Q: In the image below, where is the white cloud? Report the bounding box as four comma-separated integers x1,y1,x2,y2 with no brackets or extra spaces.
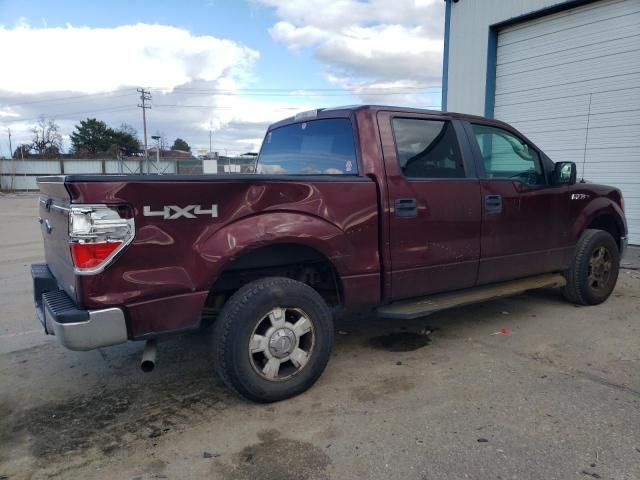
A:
270,22,329,50
0,2,447,159
257,0,444,101
0,23,259,94
314,24,442,83
0,22,313,157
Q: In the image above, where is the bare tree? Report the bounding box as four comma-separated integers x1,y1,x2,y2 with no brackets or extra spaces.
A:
31,116,63,157
118,123,138,138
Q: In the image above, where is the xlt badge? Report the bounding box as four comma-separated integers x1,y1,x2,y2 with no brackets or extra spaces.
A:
571,194,589,200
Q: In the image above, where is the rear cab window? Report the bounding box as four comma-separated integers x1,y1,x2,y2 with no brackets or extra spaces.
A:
391,118,465,179
257,118,358,175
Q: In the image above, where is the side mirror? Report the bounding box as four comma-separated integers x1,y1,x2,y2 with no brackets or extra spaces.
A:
552,162,577,185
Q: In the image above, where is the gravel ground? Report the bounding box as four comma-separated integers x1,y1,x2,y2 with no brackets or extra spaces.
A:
0,193,639,480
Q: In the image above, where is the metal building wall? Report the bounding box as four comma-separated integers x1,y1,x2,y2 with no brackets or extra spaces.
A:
444,0,569,115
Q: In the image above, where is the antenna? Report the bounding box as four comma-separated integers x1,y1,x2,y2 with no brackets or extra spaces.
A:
580,93,592,182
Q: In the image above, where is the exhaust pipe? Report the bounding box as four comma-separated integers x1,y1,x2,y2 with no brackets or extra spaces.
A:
140,339,157,372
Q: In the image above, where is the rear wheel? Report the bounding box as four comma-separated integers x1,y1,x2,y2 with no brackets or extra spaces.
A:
212,277,333,403
563,229,620,305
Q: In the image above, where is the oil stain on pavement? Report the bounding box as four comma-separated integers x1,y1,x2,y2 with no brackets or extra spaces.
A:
0,374,236,469
367,331,432,352
215,429,331,480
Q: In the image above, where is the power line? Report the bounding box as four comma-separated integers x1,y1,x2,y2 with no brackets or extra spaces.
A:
153,104,311,109
0,100,442,126
163,91,442,97
1,86,442,108
170,86,442,92
0,105,133,124
0,91,137,108
2,85,441,112
154,104,442,109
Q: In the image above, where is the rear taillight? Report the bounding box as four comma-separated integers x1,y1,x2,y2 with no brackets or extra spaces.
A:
69,205,134,274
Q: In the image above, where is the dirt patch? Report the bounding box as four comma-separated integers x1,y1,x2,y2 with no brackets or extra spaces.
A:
217,429,331,480
0,374,236,469
367,332,431,352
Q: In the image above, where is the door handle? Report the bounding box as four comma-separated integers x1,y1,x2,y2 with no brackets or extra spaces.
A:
395,198,417,218
484,195,502,214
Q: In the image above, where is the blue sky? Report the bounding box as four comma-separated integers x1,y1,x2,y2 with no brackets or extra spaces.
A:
0,0,445,155
0,0,327,91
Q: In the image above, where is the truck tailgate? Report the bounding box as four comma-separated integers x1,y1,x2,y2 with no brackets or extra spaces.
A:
37,179,77,302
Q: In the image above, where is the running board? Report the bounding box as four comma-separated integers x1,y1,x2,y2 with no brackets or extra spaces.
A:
377,274,566,320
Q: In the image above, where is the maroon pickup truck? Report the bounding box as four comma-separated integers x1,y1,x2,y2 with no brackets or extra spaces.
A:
32,105,627,402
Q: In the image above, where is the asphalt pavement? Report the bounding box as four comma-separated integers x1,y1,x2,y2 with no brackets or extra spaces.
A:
1,193,639,480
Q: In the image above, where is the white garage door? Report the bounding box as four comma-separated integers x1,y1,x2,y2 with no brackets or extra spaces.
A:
494,0,640,244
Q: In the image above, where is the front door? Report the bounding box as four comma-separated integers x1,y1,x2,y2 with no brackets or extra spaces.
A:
464,122,572,284
377,111,482,300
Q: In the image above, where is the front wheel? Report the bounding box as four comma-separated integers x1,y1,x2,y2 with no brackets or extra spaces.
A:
563,229,620,305
212,277,334,403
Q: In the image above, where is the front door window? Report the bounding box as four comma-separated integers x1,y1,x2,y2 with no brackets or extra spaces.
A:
471,124,545,186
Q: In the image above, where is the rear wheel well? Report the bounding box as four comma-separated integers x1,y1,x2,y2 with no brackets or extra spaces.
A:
204,244,342,319
586,215,622,249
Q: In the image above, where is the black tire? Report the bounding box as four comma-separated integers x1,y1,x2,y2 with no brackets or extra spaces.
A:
212,277,334,403
563,229,620,305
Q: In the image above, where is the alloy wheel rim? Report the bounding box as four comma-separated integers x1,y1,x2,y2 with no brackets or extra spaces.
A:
587,245,612,293
248,307,315,381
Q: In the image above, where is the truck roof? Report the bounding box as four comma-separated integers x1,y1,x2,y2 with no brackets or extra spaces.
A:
268,104,507,130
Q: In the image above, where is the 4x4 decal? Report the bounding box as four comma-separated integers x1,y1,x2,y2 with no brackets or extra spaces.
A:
143,205,218,219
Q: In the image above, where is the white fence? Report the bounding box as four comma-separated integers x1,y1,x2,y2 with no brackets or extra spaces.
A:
0,158,179,191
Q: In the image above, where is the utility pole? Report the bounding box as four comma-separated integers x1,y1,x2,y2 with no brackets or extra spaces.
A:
209,129,212,156
137,87,152,173
7,128,12,159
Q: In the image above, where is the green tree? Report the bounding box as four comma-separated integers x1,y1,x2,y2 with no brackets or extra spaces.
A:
70,119,140,157
70,118,112,155
111,124,140,156
171,137,190,152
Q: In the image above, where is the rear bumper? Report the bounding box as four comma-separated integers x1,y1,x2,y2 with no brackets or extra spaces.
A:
31,263,128,351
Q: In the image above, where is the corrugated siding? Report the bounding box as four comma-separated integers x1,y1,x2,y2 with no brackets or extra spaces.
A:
63,160,103,174
104,160,143,174
0,158,183,190
446,0,568,115
494,0,640,243
0,175,38,191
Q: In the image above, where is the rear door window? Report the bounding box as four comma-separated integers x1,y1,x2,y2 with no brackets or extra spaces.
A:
391,118,465,179
257,118,357,175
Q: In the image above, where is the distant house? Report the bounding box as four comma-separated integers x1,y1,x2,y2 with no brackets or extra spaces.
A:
147,148,193,159
443,0,640,244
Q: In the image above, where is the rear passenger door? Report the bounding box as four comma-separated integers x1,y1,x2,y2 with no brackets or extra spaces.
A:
464,122,571,284
377,111,482,300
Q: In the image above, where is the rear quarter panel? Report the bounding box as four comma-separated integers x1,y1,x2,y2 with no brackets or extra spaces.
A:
65,177,380,336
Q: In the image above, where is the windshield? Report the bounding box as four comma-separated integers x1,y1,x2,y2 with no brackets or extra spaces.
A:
257,118,358,175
